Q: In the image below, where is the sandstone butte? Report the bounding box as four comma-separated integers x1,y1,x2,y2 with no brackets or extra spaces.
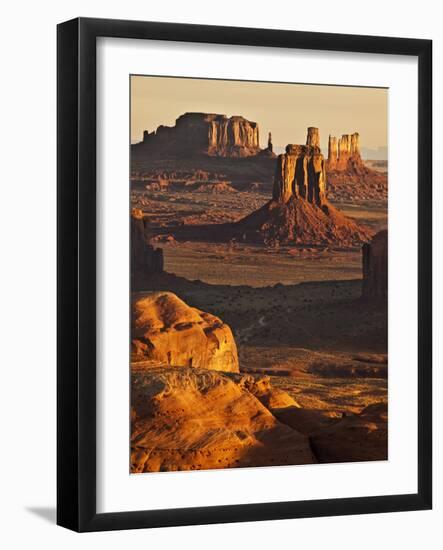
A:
231,127,372,246
327,132,362,172
132,291,239,373
134,112,265,158
362,229,388,301
131,367,316,473
325,132,387,201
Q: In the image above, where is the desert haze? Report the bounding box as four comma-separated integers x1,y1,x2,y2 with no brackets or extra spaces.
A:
129,77,388,473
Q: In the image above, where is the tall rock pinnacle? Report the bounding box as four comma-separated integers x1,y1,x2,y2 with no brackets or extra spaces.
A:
273,128,326,207
306,127,320,148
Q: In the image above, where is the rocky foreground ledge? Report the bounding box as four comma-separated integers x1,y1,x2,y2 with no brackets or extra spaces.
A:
131,367,315,473
130,291,387,473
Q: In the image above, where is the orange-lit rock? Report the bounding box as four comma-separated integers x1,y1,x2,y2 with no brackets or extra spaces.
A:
132,291,239,372
131,368,316,473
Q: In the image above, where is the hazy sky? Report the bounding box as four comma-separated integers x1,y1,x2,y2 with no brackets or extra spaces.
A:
131,75,388,152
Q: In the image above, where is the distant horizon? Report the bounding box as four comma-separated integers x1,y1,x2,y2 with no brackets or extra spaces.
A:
131,76,388,155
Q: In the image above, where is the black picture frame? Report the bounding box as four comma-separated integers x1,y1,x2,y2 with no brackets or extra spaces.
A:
57,17,432,532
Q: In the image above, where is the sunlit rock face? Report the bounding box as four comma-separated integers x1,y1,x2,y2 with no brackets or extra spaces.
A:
306,126,320,148
139,112,261,157
272,127,327,207
131,291,239,373
327,132,363,171
131,367,315,473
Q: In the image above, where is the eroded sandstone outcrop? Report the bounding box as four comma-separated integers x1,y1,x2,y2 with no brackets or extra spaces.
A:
132,291,239,372
306,126,320,148
272,136,327,207
131,367,316,473
325,132,388,202
327,132,362,171
136,112,261,158
232,127,371,246
362,230,388,301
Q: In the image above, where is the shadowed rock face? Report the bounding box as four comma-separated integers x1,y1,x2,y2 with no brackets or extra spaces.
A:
310,402,388,463
362,230,388,301
131,368,316,473
137,112,261,158
131,209,163,279
132,291,239,373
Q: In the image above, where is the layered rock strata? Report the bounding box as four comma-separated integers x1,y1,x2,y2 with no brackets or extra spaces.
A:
272,141,327,207
137,112,261,157
131,368,316,473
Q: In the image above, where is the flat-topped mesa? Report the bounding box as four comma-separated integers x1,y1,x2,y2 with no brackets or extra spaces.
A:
327,132,362,171
140,112,261,157
272,132,327,207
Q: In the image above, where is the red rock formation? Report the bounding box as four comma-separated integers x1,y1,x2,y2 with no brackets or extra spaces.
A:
137,112,261,158
273,142,327,207
362,230,388,301
326,132,388,201
132,291,239,372
327,135,338,169
131,208,163,278
306,126,320,148
327,132,363,171
230,127,370,246
131,367,315,473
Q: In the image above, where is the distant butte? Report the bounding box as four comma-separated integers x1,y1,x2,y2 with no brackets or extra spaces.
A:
326,132,388,202
327,132,363,171
133,112,275,158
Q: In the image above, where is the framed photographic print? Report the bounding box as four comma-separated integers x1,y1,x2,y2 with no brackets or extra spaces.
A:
57,17,432,531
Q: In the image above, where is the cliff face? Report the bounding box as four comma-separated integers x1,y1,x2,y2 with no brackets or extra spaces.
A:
362,230,387,301
131,209,164,282
327,132,363,171
272,127,327,207
139,112,261,157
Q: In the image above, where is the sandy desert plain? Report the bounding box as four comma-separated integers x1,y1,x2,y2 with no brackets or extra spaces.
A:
129,111,388,473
